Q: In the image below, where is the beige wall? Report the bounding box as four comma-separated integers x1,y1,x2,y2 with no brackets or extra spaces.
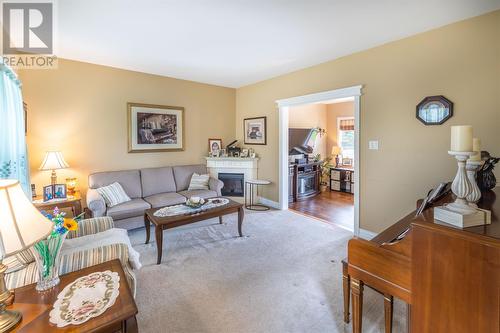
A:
288,104,327,157
325,102,355,156
236,11,500,233
19,59,236,200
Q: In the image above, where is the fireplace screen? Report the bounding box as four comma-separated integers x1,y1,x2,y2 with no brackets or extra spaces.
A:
218,173,244,197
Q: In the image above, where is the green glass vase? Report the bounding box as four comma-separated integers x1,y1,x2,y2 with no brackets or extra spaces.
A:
31,232,67,291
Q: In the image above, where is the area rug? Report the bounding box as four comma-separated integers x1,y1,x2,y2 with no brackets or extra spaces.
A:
129,209,407,333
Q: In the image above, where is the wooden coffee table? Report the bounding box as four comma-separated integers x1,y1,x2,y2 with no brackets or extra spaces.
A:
144,198,244,264
8,259,138,332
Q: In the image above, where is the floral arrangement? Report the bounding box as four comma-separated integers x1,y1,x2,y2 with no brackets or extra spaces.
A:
41,207,81,236
33,207,83,290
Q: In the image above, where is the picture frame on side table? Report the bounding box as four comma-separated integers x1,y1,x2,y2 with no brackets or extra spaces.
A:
128,103,185,153
342,158,353,167
244,116,267,145
43,185,54,202
54,184,67,199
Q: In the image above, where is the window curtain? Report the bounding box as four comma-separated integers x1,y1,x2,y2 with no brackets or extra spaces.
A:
0,64,30,195
339,118,355,131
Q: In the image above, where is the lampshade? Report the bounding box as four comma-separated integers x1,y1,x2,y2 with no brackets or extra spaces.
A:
0,180,53,256
39,151,69,171
331,146,341,155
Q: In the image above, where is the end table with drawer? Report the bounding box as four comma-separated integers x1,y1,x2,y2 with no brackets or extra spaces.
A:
32,191,83,217
7,259,138,333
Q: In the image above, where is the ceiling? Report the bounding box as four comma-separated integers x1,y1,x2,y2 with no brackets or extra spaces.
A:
58,0,500,88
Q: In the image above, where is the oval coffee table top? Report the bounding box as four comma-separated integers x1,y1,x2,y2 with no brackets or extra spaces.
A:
246,179,271,185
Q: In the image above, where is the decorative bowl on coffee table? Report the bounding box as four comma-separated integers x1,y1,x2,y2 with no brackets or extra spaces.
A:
186,197,205,208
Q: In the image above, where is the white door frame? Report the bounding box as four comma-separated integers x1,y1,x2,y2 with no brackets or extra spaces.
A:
276,85,362,235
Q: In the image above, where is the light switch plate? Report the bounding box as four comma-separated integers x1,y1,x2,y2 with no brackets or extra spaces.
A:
368,140,379,150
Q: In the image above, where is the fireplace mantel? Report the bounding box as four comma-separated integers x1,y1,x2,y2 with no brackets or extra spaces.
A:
205,157,259,202
205,157,259,169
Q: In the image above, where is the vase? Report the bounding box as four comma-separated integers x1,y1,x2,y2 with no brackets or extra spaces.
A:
31,232,67,291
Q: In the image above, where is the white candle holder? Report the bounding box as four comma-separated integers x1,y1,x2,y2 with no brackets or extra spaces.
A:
446,151,476,215
465,160,484,208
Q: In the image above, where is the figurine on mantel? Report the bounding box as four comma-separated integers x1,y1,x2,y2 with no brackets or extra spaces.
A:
477,151,499,191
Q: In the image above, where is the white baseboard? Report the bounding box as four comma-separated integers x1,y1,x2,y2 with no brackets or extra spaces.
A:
358,228,377,240
257,196,281,209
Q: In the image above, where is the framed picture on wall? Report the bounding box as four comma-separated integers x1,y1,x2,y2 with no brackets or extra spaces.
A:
244,116,267,145
128,103,185,153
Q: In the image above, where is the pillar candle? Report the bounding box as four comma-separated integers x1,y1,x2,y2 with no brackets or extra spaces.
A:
450,126,473,152
470,137,481,161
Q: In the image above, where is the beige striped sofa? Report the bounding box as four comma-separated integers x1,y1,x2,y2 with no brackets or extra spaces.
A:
4,217,137,297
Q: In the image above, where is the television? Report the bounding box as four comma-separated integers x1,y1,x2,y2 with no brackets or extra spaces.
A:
288,128,319,155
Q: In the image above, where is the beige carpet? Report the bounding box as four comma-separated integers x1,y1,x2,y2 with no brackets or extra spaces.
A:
129,209,407,333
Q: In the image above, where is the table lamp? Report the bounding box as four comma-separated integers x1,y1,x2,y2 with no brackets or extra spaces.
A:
39,151,69,185
0,179,53,331
331,146,341,167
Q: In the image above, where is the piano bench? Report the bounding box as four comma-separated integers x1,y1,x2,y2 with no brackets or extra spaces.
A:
342,259,394,332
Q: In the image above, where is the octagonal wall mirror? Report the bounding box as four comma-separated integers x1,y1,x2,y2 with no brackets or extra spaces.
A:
416,95,453,125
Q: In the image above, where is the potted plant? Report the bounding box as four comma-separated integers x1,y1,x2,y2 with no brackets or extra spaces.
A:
314,154,333,192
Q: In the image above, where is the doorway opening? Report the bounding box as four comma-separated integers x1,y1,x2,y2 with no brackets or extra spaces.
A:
276,86,362,235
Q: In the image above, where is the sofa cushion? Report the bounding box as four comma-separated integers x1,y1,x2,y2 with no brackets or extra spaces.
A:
89,170,142,199
106,198,151,220
144,192,186,208
141,167,177,197
179,189,218,200
97,182,131,207
188,173,210,191
173,165,208,191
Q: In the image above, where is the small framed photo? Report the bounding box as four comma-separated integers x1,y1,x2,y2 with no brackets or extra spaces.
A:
220,148,227,157
43,185,54,202
342,158,353,166
241,148,249,157
244,116,267,145
208,138,222,155
54,184,67,199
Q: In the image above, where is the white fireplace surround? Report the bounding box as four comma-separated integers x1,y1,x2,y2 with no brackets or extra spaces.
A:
205,157,258,203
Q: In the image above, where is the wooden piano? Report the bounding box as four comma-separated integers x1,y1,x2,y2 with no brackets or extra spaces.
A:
346,187,500,333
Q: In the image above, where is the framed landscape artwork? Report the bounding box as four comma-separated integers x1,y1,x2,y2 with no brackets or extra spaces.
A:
244,116,267,145
128,103,185,152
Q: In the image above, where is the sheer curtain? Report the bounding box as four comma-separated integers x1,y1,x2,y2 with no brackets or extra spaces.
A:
0,64,30,195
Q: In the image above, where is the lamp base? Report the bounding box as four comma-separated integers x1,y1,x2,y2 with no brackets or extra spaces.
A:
0,309,22,332
51,170,57,186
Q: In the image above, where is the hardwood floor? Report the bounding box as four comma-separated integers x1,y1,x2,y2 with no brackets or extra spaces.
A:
289,190,354,229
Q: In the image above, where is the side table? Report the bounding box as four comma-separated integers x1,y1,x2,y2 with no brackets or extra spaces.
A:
33,191,83,217
245,179,271,211
8,259,138,333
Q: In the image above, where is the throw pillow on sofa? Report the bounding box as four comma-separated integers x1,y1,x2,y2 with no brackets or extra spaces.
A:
188,173,210,191
96,182,131,207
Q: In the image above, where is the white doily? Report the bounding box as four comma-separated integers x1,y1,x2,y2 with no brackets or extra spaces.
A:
49,270,120,327
154,197,230,217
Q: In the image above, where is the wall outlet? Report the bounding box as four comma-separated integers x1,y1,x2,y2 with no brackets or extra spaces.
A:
368,140,379,150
